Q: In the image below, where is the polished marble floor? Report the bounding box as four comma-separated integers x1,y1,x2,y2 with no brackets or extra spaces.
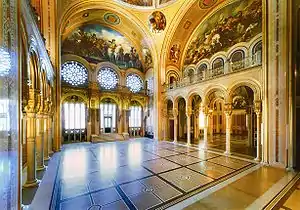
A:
53,138,255,210
180,134,257,158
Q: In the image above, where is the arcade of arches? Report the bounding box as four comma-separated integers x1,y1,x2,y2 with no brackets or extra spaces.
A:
1,0,300,209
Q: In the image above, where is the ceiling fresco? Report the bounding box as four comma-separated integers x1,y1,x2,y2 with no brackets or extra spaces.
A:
121,0,153,7
184,0,262,65
62,24,152,71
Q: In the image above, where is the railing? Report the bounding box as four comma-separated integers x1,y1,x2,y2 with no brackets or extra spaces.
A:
165,54,262,91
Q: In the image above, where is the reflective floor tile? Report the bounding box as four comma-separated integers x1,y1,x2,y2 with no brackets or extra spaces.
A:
129,191,163,210
91,188,121,206
120,181,145,196
142,158,181,174
87,172,115,192
101,200,129,210
168,146,198,153
160,168,214,192
60,180,89,200
140,176,182,201
113,165,153,184
149,149,180,157
208,156,251,170
187,161,235,179
187,150,220,160
60,195,92,210
165,154,201,166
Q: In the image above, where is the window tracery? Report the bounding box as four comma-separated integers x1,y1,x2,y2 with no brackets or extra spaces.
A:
61,61,88,86
97,67,119,90
126,74,143,93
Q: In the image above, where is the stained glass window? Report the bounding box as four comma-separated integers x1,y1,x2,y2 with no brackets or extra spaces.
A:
97,67,119,90
126,74,143,93
61,61,88,86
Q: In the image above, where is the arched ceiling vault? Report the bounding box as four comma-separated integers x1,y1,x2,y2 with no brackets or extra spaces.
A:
162,0,228,72
59,1,159,72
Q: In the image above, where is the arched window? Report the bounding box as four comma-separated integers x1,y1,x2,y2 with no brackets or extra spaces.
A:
63,97,86,142
230,50,245,70
100,101,117,133
126,74,143,93
212,58,224,76
252,41,262,65
129,103,142,137
61,61,88,86
198,63,208,72
97,67,119,90
212,58,224,70
231,50,245,62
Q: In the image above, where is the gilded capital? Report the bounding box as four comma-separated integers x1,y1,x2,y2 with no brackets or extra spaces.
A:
173,108,178,117
224,103,233,115
254,100,262,114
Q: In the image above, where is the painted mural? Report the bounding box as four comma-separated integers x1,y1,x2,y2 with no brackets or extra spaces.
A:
184,0,262,65
159,0,173,4
121,0,153,6
149,11,166,33
62,24,145,71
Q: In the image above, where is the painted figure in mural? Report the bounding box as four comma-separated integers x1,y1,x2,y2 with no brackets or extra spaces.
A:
185,0,262,65
149,11,166,33
144,49,153,69
109,39,117,63
62,24,149,71
170,44,180,63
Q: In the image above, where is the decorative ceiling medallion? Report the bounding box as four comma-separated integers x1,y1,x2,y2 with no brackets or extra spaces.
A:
199,0,218,9
104,13,120,25
149,11,166,33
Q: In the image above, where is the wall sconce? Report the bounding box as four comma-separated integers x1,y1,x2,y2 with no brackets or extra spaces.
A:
0,47,11,76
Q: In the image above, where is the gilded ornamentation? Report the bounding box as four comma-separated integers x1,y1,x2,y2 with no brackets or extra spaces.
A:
149,11,166,33
169,44,181,63
104,13,120,25
199,0,218,9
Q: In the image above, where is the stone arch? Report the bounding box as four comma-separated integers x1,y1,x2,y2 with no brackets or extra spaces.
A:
173,95,186,109
228,80,261,102
203,85,228,107
187,90,203,107
61,93,89,104
166,69,180,84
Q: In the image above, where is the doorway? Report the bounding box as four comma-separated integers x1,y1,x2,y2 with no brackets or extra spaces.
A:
104,117,112,133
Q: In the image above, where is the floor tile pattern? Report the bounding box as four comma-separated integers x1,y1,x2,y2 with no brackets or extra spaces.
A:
54,139,255,210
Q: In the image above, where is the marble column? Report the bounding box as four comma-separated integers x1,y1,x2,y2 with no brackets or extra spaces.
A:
43,114,50,160
246,108,253,148
194,108,199,142
203,112,209,149
123,109,129,134
255,101,262,161
36,113,45,171
24,111,39,187
48,115,53,154
186,107,192,146
173,108,178,143
224,104,232,155
163,109,167,141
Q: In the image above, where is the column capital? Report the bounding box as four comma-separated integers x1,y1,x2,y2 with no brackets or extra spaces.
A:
224,103,233,116
162,109,168,118
173,108,178,117
254,100,262,114
186,106,192,117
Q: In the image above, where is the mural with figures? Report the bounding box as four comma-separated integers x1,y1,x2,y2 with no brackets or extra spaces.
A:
62,24,151,71
121,0,153,6
184,0,262,65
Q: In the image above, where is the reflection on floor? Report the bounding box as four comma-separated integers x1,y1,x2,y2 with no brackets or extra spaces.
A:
185,166,288,210
179,134,257,158
279,180,300,210
53,138,255,210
